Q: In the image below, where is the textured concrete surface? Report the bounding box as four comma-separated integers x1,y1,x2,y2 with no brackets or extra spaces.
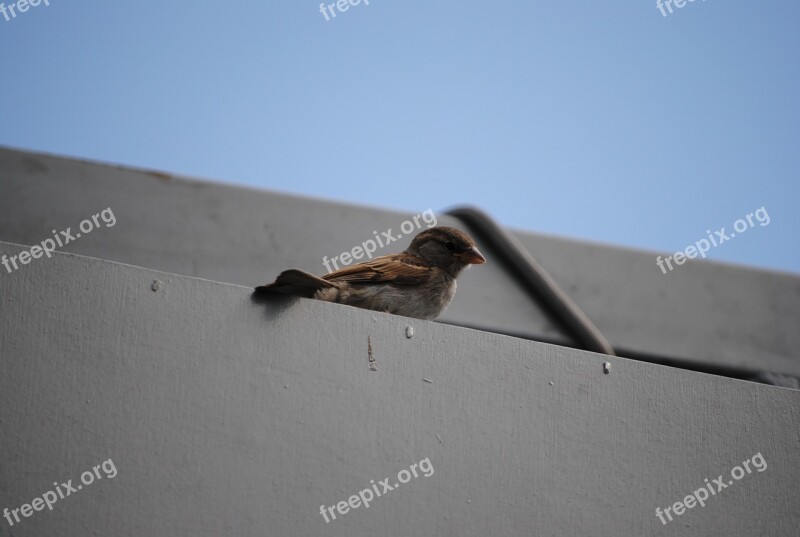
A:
1,146,799,377
1,241,798,536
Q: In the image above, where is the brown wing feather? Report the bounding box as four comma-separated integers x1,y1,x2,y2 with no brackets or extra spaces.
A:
322,254,433,286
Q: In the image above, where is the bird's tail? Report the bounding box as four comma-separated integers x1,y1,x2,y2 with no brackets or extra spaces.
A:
253,269,334,299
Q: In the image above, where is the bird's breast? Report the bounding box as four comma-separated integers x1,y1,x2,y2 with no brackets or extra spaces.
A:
327,275,457,320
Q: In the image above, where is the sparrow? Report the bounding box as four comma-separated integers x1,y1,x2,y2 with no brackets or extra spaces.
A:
253,226,486,320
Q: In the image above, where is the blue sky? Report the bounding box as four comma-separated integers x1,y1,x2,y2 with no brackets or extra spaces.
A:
1,0,798,273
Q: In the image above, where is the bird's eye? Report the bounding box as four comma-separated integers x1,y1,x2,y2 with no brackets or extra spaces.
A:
445,241,455,251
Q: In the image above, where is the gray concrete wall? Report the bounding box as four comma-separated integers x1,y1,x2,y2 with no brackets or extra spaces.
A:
0,241,798,536
1,146,798,377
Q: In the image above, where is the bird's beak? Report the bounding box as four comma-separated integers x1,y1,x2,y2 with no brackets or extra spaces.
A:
459,246,486,265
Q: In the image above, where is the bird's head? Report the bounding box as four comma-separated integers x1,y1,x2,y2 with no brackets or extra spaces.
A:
407,226,486,277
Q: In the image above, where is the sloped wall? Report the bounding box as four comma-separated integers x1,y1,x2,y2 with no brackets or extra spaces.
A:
1,241,798,536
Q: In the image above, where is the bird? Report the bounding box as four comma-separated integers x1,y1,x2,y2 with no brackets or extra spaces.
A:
253,226,486,320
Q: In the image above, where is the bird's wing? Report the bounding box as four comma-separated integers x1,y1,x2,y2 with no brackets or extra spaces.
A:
322,254,433,286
